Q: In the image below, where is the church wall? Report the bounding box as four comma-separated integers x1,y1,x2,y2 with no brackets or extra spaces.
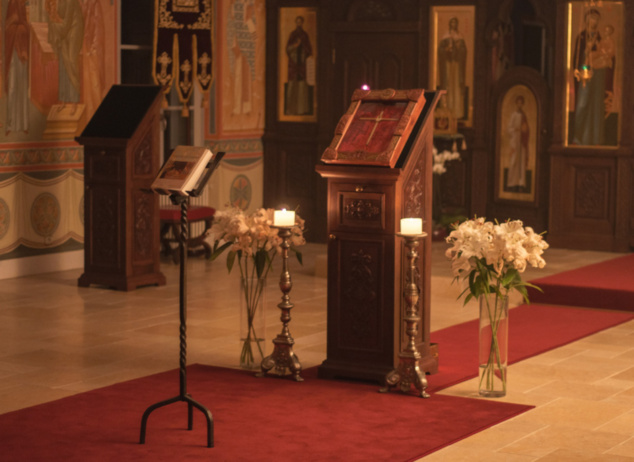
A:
0,0,118,279
0,0,269,280
205,0,266,214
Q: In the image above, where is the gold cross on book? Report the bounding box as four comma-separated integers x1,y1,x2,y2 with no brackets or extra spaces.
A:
359,109,400,146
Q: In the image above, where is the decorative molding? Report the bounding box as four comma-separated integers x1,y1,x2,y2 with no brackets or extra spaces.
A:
30,193,60,238
343,199,381,221
347,0,395,21
206,138,263,154
230,174,252,210
0,146,83,171
404,145,426,218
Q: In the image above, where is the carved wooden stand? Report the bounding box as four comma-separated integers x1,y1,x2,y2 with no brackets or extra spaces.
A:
257,227,303,381
380,233,430,398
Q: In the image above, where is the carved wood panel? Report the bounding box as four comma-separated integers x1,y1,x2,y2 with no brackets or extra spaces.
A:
574,167,610,220
87,184,121,270
339,192,385,230
548,154,616,249
329,234,393,358
134,132,153,177
133,191,153,263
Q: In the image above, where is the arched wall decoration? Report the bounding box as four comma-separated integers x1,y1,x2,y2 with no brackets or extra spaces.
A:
492,66,549,208
495,84,538,203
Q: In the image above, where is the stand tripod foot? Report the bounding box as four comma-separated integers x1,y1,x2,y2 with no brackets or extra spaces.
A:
139,394,214,447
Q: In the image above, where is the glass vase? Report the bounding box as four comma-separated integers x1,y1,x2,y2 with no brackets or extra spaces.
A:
478,293,509,397
239,277,266,370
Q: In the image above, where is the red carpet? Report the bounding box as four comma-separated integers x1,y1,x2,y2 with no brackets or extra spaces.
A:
3,306,632,461
429,304,634,392
0,364,531,462
527,253,634,311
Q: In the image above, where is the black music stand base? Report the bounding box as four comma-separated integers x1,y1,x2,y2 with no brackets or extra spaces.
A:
138,194,214,448
140,392,214,447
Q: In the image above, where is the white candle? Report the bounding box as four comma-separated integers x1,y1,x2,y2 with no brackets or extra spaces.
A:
400,218,422,235
274,209,295,227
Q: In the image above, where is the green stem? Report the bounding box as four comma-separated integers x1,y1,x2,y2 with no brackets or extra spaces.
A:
480,291,507,394
239,256,268,366
237,245,278,368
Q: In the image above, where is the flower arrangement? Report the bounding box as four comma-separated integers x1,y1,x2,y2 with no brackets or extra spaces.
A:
210,207,305,369
432,147,461,175
431,147,463,240
445,217,549,396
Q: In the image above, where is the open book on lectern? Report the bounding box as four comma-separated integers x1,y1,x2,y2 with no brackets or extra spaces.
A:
152,146,222,196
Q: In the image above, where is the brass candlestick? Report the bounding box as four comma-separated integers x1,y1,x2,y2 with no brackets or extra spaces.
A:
380,232,429,398
258,226,303,381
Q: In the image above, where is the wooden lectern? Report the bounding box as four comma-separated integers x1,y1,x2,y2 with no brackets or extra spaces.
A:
77,85,166,291
316,88,441,383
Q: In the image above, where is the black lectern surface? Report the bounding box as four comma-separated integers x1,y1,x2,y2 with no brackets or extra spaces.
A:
80,85,162,139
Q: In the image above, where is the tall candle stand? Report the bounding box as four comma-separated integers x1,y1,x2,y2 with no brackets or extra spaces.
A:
258,226,303,381
380,232,430,398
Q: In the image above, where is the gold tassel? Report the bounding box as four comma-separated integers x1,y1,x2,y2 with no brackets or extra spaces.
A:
461,138,467,150
452,140,457,152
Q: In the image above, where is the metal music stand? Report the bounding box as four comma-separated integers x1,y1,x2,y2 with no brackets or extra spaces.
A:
139,151,225,448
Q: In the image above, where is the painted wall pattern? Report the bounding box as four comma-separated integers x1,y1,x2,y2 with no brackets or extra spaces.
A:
0,0,116,261
207,0,265,214
1,0,267,269
0,170,84,256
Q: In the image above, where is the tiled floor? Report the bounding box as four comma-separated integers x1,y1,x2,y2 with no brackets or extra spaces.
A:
1,242,634,460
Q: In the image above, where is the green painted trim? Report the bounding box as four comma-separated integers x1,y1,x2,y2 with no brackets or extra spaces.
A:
0,239,84,261
0,146,84,170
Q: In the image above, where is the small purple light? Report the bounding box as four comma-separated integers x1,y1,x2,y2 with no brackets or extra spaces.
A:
361,84,370,91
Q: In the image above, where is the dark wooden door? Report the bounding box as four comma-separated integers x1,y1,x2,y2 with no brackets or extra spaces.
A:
330,30,421,133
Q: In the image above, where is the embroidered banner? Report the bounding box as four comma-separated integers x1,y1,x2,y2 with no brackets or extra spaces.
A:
153,0,213,116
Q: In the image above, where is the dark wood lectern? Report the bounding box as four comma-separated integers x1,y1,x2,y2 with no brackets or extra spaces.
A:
316,88,441,383
77,85,166,291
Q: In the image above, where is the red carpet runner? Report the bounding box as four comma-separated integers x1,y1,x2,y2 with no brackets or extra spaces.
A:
527,253,634,311
2,305,632,461
2,364,530,462
429,304,634,392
